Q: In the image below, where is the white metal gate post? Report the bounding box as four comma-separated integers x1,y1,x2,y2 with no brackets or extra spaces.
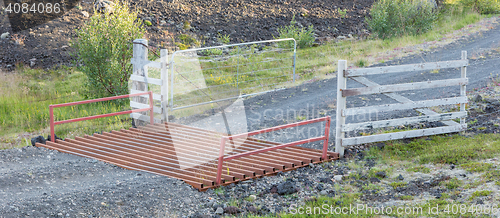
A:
336,60,347,157
460,51,467,127
160,49,169,122
131,39,149,125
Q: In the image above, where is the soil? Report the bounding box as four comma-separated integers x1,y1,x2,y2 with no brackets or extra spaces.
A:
0,0,374,70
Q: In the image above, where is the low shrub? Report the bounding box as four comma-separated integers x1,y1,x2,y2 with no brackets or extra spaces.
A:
275,15,315,49
459,0,500,14
73,1,145,98
366,0,439,39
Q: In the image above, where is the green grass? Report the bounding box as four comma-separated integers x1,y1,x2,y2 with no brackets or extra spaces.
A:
468,190,492,200
0,66,132,149
365,134,500,165
389,182,407,189
440,177,463,190
407,165,431,173
460,162,494,172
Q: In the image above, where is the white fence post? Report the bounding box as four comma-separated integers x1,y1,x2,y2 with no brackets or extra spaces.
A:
131,39,149,125
336,60,347,157
160,49,169,122
460,51,467,127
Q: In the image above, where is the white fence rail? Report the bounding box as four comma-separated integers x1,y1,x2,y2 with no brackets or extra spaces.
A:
335,51,469,156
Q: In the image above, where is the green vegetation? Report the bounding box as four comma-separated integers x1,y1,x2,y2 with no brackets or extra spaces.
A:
459,0,500,14
400,195,414,200
73,1,145,98
440,177,463,189
175,34,201,50
366,134,500,164
275,15,315,49
407,165,431,173
0,67,131,149
366,0,438,39
468,190,492,200
217,33,231,44
389,181,407,189
460,162,494,172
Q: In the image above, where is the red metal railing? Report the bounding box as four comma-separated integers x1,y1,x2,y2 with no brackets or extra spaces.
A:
49,91,154,143
216,116,331,185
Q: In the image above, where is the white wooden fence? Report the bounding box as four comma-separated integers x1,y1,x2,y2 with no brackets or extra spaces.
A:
130,39,169,123
335,51,469,156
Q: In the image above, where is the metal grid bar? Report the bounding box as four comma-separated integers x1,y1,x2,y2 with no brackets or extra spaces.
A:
49,92,154,143
35,122,339,191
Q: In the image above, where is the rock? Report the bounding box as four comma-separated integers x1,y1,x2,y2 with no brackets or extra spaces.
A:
184,198,192,204
47,134,62,142
474,94,483,102
485,105,495,113
374,143,385,150
215,207,224,215
1,32,9,39
81,11,90,18
337,36,346,40
320,190,329,195
375,171,386,178
246,205,257,213
450,164,455,170
30,58,36,67
334,175,343,182
94,0,115,13
248,194,257,201
309,163,314,168
316,183,324,191
276,180,298,195
397,174,404,180
31,135,46,146
369,177,380,183
224,206,239,214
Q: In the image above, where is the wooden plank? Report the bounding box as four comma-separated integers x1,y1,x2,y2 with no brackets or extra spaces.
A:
129,89,162,101
342,111,467,132
130,112,162,123
346,60,468,77
160,49,169,122
341,124,467,146
145,61,162,69
130,101,162,114
130,74,163,86
460,51,467,126
343,96,467,116
350,76,460,126
335,60,347,157
342,78,468,97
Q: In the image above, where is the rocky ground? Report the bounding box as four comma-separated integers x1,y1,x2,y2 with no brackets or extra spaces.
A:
1,73,500,217
0,0,374,70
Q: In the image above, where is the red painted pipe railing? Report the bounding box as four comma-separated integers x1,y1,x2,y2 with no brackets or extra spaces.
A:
49,91,154,142
216,116,331,185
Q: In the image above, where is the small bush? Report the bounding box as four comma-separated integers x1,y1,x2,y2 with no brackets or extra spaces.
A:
74,1,145,98
441,177,462,189
275,15,315,49
366,0,438,39
459,0,500,14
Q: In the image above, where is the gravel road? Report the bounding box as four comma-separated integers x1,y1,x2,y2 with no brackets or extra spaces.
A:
2,20,500,218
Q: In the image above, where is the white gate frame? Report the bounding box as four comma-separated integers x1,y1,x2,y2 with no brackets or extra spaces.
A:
130,39,169,123
335,51,469,156
130,38,297,123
